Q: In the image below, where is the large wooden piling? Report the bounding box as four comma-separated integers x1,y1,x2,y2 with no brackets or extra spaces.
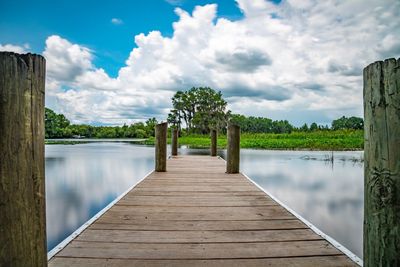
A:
171,128,178,156
226,124,240,173
0,52,47,266
210,129,217,157
363,58,400,267
155,122,168,172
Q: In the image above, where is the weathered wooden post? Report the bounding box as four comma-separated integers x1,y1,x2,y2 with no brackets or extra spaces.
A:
363,58,400,267
0,52,47,266
155,122,168,171
210,129,217,156
226,124,240,173
171,127,178,156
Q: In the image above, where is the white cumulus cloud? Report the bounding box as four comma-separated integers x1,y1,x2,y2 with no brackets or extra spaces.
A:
44,35,93,82
0,43,30,53
43,0,400,126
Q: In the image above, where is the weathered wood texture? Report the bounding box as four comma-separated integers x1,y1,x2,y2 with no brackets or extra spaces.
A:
171,128,178,156
49,156,356,267
210,129,217,156
226,124,240,173
155,122,167,171
363,58,400,267
0,52,47,266
49,256,356,267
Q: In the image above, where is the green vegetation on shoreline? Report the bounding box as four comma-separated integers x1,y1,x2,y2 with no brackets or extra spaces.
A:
45,85,364,151
45,129,363,150
144,130,363,151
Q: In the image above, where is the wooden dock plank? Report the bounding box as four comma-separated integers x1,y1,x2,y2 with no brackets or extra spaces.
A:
89,219,307,231
139,180,253,185
49,155,357,266
49,255,356,267
128,191,267,196
75,229,322,243
117,195,277,206
99,205,295,221
133,185,258,192
56,240,342,259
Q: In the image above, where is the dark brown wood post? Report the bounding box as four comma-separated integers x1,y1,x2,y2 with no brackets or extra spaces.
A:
171,127,178,156
0,52,47,266
226,124,240,173
155,122,168,172
363,58,400,267
210,129,217,156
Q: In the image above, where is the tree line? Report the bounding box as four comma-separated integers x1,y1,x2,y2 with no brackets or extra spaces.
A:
226,114,363,134
45,108,158,139
168,87,363,134
45,87,364,138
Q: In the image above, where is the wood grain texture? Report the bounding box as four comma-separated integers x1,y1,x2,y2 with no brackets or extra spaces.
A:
0,52,46,267
363,58,400,267
226,124,240,173
171,128,178,156
76,229,322,243
49,255,356,267
49,155,356,266
89,219,307,231
57,240,343,259
155,122,167,172
210,129,217,156
118,195,277,206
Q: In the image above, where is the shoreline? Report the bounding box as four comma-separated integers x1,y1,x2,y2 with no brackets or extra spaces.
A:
45,139,364,151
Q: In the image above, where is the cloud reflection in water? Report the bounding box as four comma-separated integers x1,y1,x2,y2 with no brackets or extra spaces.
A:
45,143,154,251
236,150,363,258
46,145,363,259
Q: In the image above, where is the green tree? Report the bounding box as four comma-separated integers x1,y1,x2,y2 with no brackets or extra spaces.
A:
45,108,70,138
300,123,309,132
192,87,229,133
169,87,229,134
125,125,137,138
310,122,318,131
44,108,163,139
272,120,293,133
145,118,158,136
167,109,180,129
135,129,147,138
332,116,363,130
230,114,293,134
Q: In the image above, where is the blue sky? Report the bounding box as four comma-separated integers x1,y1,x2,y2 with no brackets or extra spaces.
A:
1,0,399,126
1,0,246,77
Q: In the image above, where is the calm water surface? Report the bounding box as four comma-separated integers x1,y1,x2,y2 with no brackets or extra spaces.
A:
45,143,363,258
236,149,363,258
45,143,155,250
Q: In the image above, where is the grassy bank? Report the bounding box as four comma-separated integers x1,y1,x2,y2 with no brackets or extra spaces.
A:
145,130,363,150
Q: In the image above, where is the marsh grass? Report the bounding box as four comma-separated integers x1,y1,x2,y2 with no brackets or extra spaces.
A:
145,130,363,150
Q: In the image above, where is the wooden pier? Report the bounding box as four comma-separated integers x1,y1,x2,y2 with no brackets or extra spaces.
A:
49,155,357,266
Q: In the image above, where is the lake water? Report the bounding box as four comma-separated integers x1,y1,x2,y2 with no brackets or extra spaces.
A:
45,142,363,258
237,150,363,258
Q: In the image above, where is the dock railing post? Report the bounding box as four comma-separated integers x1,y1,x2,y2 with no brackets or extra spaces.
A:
171,127,178,156
0,52,47,266
155,122,168,172
210,129,217,156
363,58,400,267
226,124,240,173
